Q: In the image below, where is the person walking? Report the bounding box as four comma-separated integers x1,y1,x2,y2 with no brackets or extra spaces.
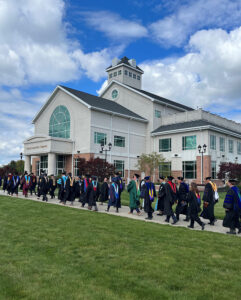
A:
156,176,166,216
175,177,189,221
127,174,141,216
201,177,216,225
143,176,156,220
163,176,178,224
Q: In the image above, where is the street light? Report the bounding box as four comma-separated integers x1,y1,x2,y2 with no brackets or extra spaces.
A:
20,152,23,160
198,144,207,184
99,142,112,163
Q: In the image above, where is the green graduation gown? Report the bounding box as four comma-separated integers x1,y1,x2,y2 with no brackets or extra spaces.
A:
127,180,139,209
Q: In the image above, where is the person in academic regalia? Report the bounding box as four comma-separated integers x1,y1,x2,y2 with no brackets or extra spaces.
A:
175,177,189,221
223,179,241,235
29,173,37,196
106,177,120,213
11,172,20,196
78,176,84,203
6,173,13,195
186,182,205,230
156,176,166,216
87,176,99,211
81,175,91,207
74,176,81,200
99,177,109,205
139,179,146,210
127,174,141,216
61,172,71,205
115,172,123,210
200,177,216,225
22,171,30,197
57,177,62,200
163,176,178,224
37,170,44,199
0,176,2,188
3,174,8,192
40,173,49,201
143,176,156,220
67,173,76,205
49,175,57,199
59,171,67,203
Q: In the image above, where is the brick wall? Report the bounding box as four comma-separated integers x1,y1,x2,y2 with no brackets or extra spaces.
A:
196,155,211,184
32,157,40,175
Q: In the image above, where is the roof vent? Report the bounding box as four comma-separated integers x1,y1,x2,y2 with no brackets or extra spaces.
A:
112,57,120,67
128,59,136,68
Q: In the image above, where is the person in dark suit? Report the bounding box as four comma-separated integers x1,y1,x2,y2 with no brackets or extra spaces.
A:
163,176,178,224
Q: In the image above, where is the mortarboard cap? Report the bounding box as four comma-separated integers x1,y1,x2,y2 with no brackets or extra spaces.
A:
177,177,184,181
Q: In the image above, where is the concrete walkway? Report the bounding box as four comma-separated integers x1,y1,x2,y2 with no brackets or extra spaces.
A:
0,190,240,237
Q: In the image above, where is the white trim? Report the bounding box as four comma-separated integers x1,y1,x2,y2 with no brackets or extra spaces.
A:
106,63,144,74
151,125,241,139
90,124,146,137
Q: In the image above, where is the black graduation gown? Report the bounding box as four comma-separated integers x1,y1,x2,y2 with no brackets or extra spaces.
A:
201,183,215,221
81,178,91,204
40,177,49,196
3,176,8,191
223,188,240,229
116,176,123,208
157,183,165,211
49,178,57,197
175,183,188,215
144,182,156,213
187,191,201,219
29,175,37,194
11,175,20,195
74,180,81,198
68,177,76,202
163,182,177,216
100,182,109,202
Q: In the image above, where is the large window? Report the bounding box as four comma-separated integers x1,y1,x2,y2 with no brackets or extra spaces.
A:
211,161,217,179
210,135,216,150
49,105,70,139
220,137,225,152
114,160,125,177
159,138,171,152
159,162,171,177
182,135,196,150
74,158,80,176
94,132,107,145
182,161,197,179
114,136,125,147
155,109,161,118
237,142,241,155
40,156,48,173
229,139,234,153
56,155,66,175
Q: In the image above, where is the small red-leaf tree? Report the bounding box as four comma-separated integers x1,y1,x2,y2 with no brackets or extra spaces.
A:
217,162,241,180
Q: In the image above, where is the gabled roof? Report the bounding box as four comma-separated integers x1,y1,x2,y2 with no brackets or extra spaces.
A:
152,120,241,137
106,56,143,73
32,85,147,123
131,87,193,112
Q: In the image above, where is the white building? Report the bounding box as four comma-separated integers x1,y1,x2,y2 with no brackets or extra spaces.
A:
23,56,241,183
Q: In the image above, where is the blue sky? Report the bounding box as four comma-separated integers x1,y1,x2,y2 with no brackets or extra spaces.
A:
1,0,241,165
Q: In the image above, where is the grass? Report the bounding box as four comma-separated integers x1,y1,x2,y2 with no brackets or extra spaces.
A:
0,195,240,300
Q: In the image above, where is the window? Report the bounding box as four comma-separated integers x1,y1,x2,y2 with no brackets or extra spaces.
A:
159,162,171,177
210,135,216,150
182,135,196,150
129,72,132,77
40,156,48,173
159,138,171,152
155,109,161,118
211,161,217,179
74,158,80,176
49,105,70,139
114,160,125,177
182,161,197,179
118,70,122,75
137,75,140,80
56,155,66,175
94,132,107,145
112,89,118,99
114,72,117,77
238,141,241,155
133,74,136,79
220,137,225,152
114,136,125,147
229,139,234,153
124,70,128,75
109,73,112,79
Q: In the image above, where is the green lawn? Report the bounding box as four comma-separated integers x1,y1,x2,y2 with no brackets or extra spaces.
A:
0,195,240,300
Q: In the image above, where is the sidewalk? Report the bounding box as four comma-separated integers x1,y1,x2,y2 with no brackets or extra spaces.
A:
0,190,240,237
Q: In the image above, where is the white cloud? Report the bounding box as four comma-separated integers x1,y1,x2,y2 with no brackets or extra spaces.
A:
149,0,241,47
140,27,241,117
81,11,148,40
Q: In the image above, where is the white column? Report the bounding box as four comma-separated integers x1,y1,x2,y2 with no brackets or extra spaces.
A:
24,155,31,173
48,153,56,175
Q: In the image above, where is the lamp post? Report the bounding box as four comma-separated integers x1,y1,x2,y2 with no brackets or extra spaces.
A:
99,142,112,165
20,152,23,160
198,144,207,184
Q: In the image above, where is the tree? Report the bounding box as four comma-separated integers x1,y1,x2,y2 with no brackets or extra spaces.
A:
218,162,241,180
136,152,165,181
77,157,115,181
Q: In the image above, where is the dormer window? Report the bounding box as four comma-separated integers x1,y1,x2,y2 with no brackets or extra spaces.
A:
129,72,132,77
114,72,117,77
124,70,128,75
109,73,112,79
118,70,122,75
133,74,136,79
137,75,140,80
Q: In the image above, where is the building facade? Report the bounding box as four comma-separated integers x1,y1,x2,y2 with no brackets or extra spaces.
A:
23,56,241,183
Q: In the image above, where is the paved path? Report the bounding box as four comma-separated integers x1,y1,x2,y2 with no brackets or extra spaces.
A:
0,190,240,237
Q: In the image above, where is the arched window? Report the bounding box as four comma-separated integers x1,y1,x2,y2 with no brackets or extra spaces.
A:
49,105,70,138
